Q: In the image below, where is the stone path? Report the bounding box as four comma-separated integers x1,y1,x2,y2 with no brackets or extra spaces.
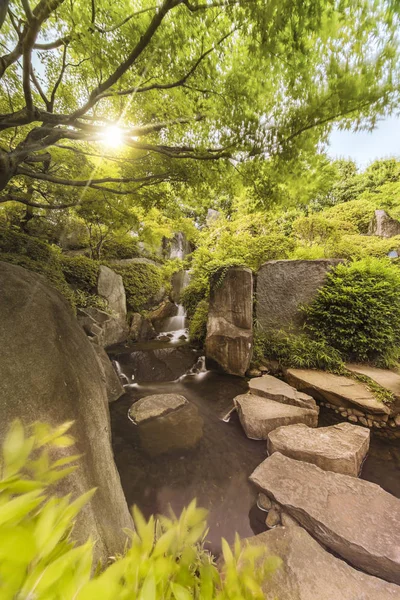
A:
249,373,317,410
245,526,400,599
267,422,370,476
285,368,390,415
232,372,400,591
234,394,318,440
250,452,400,585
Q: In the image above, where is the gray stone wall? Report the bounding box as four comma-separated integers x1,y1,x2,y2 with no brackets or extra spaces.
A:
255,259,342,332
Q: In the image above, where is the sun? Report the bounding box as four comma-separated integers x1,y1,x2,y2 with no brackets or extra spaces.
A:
101,125,124,148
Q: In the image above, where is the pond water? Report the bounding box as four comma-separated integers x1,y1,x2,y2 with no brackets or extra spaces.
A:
109,341,400,555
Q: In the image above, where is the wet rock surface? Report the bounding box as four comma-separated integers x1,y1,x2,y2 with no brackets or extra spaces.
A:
267,422,370,476
250,452,400,584
234,394,318,440
90,342,124,403
129,393,188,423
205,266,253,376
249,374,318,411
246,526,400,600
129,393,203,457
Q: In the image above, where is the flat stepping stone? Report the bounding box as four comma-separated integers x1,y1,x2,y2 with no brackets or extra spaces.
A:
346,363,400,414
250,452,400,584
129,394,203,457
267,422,370,476
128,393,187,423
234,394,318,440
249,373,318,411
286,368,390,415
246,526,400,600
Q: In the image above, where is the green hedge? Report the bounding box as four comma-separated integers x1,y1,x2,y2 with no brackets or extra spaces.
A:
0,226,58,267
109,262,163,312
0,252,76,310
305,258,400,365
60,255,99,292
102,237,140,259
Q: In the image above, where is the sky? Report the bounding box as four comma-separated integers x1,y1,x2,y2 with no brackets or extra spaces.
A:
327,115,400,169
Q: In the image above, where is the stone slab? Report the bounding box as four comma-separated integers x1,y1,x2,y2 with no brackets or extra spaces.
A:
234,394,318,440
346,363,400,415
267,422,370,476
129,393,187,424
250,452,400,584
286,368,390,415
245,526,400,600
249,374,318,411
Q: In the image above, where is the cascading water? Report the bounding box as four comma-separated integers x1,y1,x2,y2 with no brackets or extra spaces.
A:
157,269,190,342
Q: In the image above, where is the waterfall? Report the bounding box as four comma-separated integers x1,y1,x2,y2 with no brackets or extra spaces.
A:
113,359,131,385
157,269,190,342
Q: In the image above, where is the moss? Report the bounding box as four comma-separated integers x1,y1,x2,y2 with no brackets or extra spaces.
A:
344,371,395,405
60,255,99,292
189,300,209,346
109,262,163,312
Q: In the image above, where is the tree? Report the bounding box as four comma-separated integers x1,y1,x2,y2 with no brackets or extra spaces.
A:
0,0,399,214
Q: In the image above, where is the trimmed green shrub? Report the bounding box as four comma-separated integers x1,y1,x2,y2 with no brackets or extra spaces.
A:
0,226,59,267
189,300,209,346
0,252,76,310
110,262,163,312
254,329,344,372
72,289,109,312
60,255,100,292
305,258,400,364
0,420,280,599
102,237,140,259
181,278,210,318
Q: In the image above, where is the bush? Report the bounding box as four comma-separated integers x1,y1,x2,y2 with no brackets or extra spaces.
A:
0,226,59,267
102,237,140,259
60,255,100,292
189,300,209,346
0,252,76,311
0,420,280,599
305,258,400,363
110,262,163,312
255,329,344,371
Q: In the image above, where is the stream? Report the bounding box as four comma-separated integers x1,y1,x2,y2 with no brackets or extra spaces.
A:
109,338,400,555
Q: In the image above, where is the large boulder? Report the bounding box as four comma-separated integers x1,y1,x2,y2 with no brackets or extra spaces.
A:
234,394,318,440
0,262,133,564
246,526,400,600
128,394,203,457
368,209,400,238
90,341,124,403
250,452,400,584
267,422,370,476
97,265,127,322
129,313,157,342
78,306,129,348
205,267,253,376
255,259,341,332
148,301,179,333
286,368,390,415
249,374,317,411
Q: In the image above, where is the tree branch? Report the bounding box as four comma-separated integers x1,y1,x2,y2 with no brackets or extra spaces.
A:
98,29,234,99
0,0,66,79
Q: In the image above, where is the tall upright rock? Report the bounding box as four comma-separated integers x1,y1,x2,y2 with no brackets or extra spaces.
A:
368,209,400,238
205,266,253,376
0,262,133,564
